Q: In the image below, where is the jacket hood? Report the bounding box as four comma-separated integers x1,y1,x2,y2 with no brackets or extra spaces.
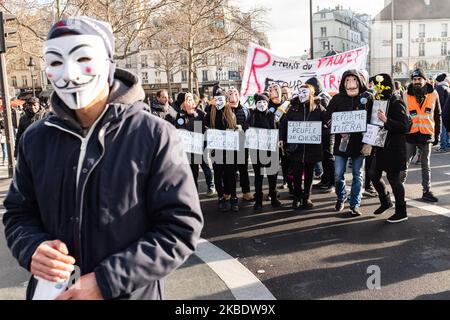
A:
406,82,434,96
49,68,146,132
338,69,368,97
305,77,324,95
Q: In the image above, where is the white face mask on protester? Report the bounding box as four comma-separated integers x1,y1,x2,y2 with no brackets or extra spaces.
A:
44,35,111,110
256,100,268,112
298,88,310,103
214,96,226,110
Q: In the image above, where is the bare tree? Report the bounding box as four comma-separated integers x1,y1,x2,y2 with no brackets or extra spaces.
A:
167,0,267,92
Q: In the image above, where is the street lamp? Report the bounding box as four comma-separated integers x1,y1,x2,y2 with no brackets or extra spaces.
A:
27,56,36,97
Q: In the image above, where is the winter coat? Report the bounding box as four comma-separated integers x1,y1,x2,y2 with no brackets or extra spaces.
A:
14,107,46,158
403,83,441,145
279,97,326,163
327,70,373,158
150,100,177,125
3,68,203,300
373,94,410,172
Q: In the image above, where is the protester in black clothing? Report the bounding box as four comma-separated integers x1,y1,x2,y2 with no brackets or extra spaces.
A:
306,77,335,193
279,84,326,210
228,87,254,202
151,89,177,124
368,73,410,223
205,86,240,212
14,97,46,158
174,92,206,189
248,93,282,210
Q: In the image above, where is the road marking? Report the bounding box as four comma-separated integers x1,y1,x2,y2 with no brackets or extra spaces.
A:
195,238,276,300
405,198,450,218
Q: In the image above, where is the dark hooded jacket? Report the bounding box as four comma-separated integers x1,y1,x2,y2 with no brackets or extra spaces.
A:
403,82,442,144
371,74,410,172
279,96,326,163
3,68,203,300
327,70,373,158
306,77,332,135
14,106,46,158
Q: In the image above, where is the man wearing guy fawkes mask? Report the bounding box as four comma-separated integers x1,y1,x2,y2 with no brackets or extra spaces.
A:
327,70,373,217
3,16,203,301
227,87,254,202
400,68,441,203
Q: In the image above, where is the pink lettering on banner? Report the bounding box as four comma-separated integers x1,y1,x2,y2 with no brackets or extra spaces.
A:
243,48,271,96
321,73,342,92
317,48,365,69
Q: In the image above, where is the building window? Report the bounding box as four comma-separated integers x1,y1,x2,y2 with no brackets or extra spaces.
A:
320,12,326,19
419,43,425,56
396,44,403,57
442,24,448,37
322,41,330,51
154,54,161,67
141,55,148,68
202,70,208,82
321,27,327,37
396,25,403,39
181,70,187,82
11,76,17,87
126,56,132,69
181,54,188,65
22,75,28,87
442,42,448,56
419,24,425,38
141,72,148,84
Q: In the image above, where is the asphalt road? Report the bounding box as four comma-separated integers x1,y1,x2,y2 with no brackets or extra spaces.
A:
2,149,450,300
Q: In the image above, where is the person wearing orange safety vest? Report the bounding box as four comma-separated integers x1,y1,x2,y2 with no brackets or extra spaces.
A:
400,68,442,203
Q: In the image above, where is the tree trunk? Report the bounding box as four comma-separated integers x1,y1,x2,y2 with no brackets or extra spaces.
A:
193,67,200,97
188,47,193,92
166,67,173,98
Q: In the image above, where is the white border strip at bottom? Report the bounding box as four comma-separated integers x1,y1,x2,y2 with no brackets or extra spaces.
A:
195,238,276,300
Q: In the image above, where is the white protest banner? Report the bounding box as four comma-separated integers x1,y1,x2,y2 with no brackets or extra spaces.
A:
245,128,279,151
206,129,239,151
240,43,369,108
287,121,322,144
363,124,387,147
176,130,204,155
370,100,388,127
331,110,368,134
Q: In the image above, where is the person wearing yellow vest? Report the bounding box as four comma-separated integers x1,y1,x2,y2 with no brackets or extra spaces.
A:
400,68,442,203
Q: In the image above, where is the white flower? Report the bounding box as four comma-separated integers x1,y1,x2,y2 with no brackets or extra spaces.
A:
376,75,384,83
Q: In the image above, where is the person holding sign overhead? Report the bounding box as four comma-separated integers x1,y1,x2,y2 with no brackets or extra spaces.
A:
327,70,373,217
174,92,206,189
248,93,282,210
279,84,326,210
205,86,240,212
366,74,410,223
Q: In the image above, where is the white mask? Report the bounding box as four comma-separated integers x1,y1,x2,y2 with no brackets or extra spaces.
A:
256,100,268,112
298,88,311,103
214,96,226,110
44,35,111,110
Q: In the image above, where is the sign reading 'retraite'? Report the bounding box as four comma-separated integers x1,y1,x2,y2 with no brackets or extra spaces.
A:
331,110,367,134
287,121,322,144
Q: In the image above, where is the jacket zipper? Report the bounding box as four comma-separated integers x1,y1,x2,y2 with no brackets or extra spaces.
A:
43,105,110,271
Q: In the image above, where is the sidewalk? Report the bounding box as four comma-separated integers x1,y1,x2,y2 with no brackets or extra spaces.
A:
0,163,235,300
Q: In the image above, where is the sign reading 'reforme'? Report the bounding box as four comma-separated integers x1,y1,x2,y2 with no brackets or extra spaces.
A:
331,110,367,134
287,121,322,144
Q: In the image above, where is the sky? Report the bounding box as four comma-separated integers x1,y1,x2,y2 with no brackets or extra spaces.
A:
232,0,386,57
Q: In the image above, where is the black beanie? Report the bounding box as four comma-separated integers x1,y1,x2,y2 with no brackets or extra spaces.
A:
254,92,270,103
213,85,226,97
436,73,447,83
411,68,427,81
176,92,187,108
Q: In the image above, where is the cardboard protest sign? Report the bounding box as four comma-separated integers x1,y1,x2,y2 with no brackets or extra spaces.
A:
245,128,279,151
206,129,240,151
331,110,367,134
287,121,322,144
176,130,204,155
363,124,387,147
240,43,369,108
370,100,388,127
